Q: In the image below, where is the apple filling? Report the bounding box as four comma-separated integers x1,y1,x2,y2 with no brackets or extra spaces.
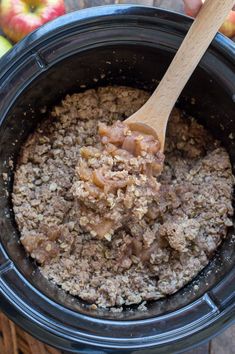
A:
72,121,164,239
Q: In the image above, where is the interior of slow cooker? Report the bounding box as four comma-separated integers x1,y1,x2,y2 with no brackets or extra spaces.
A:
1,43,235,320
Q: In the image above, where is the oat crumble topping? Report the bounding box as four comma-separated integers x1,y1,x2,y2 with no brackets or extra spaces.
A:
12,86,234,309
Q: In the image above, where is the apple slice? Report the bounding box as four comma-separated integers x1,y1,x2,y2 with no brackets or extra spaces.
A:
0,36,12,57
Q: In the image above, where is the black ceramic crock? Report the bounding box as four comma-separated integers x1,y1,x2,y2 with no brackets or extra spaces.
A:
0,5,234,354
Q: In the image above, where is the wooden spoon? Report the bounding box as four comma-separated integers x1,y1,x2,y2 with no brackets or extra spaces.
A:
125,0,235,151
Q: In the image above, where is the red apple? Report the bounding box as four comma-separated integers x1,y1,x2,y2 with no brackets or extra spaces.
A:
184,0,235,38
0,0,65,43
220,11,235,38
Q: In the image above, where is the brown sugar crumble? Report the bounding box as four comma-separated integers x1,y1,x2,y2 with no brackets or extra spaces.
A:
12,86,234,309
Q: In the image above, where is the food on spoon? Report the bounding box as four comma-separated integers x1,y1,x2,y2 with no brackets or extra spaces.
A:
72,120,164,239
0,0,65,43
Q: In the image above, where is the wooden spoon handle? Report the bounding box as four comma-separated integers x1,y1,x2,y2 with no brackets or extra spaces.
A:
126,0,235,148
